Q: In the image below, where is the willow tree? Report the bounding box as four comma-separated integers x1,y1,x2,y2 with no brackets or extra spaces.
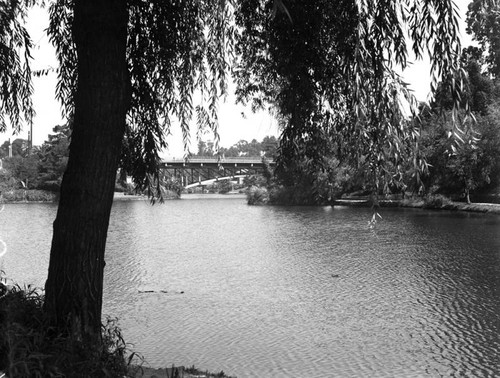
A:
2,0,465,346
235,0,465,196
41,0,233,344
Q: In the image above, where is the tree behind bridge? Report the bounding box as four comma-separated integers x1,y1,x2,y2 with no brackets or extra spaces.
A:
2,0,465,357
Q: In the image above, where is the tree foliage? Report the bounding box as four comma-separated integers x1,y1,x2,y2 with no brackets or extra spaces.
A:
48,0,236,200
0,0,35,133
0,124,70,191
433,46,500,114
196,135,278,158
0,137,29,158
2,153,39,188
467,0,500,78
234,0,465,196
419,108,500,201
36,123,70,190
417,43,500,201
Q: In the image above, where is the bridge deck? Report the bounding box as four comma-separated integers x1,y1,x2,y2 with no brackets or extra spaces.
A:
162,157,273,168
162,157,271,165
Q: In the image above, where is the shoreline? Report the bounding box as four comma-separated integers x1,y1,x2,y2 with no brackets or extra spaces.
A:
3,190,500,215
129,365,235,378
334,198,500,214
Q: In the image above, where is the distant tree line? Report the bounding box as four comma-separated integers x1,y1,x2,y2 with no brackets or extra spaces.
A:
0,131,279,198
195,135,278,158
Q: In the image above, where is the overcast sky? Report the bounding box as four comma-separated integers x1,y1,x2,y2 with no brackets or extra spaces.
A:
1,1,473,157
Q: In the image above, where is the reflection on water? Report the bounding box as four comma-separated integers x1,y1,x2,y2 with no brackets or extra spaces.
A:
1,196,500,377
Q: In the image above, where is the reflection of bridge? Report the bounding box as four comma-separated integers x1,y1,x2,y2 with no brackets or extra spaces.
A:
161,157,273,188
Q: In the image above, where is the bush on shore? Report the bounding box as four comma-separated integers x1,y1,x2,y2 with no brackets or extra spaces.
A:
245,186,269,205
422,194,457,210
1,189,57,202
267,185,328,205
0,280,134,377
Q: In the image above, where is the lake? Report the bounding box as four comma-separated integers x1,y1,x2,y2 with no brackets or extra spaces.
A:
1,195,500,377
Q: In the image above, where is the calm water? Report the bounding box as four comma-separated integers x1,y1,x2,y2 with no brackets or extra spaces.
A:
1,195,500,377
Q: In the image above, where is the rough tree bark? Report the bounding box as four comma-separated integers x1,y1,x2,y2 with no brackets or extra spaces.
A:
44,0,129,344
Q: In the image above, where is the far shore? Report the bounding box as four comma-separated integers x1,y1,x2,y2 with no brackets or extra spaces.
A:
3,189,500,215
0,190,180,203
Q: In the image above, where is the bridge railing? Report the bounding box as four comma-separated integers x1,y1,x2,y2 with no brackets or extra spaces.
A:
162,156,273,165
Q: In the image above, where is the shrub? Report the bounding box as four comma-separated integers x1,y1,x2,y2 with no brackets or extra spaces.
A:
0,189,57,202
0,280,136,377
267,185,321,205
123,183,138,195
38,180,62,192
114,182,126,192
423,194,456,209
160,188,181,199
25,190,58,202
246,186,269,205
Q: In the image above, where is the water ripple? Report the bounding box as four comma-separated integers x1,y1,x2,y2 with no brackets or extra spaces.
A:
3,200,500,377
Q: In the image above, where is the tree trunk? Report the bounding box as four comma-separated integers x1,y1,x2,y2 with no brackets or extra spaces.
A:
44,0,129,344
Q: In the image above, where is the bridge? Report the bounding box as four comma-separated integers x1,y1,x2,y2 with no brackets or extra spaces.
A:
161,157,273,188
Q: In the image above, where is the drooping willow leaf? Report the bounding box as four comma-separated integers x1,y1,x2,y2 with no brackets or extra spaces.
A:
234,0,466,193
47,0,236,201
0,0,36,134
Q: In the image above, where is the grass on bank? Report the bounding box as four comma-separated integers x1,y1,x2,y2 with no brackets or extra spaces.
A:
0,188,180,203
0,278,235,378
382,194,500,213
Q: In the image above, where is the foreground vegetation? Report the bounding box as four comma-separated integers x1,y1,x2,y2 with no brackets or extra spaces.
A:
0,277,235,377
0,279,133,377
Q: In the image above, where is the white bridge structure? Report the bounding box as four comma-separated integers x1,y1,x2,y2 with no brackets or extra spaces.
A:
183,175,248,189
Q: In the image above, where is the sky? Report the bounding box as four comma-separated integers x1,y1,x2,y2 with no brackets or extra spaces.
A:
1,1,474,157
